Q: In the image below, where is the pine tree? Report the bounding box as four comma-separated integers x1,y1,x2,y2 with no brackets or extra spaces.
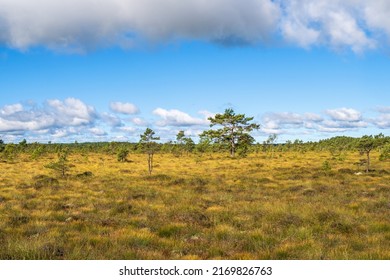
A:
200,108,260,157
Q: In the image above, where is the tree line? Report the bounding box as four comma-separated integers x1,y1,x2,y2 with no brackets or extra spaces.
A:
1,109,389,174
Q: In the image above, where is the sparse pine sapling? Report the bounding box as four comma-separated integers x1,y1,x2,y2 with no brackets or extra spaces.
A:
322,160,332,175
263,134,277,158
117,147,129,162
18,139,27,152
45,148,71,178
357,135,376,173
139,128,160,175
31,145,45,160
3,143,17,161
175,130,195,156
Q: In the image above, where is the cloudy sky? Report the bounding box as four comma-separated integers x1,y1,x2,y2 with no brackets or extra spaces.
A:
0,0,389,143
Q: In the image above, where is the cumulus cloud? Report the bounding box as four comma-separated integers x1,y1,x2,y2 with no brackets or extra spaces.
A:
261,112,304,134
110,102,139,115
363,1,390,39
0,0,279,51
153,108,208,127
0,103,24,115
89,127,107,136
0,98,96,134
0,117,54,133
0,100,387,143
119,126,137,133
377,106,390,114
2,0,390,52
100,112,123,127
47,98,97,126
372,111,390,129
131,117,148,126
198,110,216,121
304,113,323,122
325,107,362,122
260,108,370,136
279,0,377,52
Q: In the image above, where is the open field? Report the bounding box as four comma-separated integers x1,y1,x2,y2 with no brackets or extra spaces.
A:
0,151,389,260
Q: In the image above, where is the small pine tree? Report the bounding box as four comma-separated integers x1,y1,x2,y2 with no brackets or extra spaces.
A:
45,149,71,177
117,147,129,162
139,128,160,175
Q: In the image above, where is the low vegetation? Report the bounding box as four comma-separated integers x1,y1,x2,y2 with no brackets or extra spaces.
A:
0,141,389,260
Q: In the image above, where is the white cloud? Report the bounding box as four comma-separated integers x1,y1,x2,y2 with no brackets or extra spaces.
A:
2,1,390,52
259,108,372,136
304,113,323,122
0,117,54,132
278,0,377,52
131,117,147,126
321,119,367,129
153,108,208,127
110,102,139,115
0,98,96,135
261,112,303,134
198,110,215,123
0,0,279,51
373,113,390,129
101,112,123,127
47,98,97,126
377,106,390,113
52,128,71,139
265,112,304,125
119,126,137,133
89,127,107,136
0,99,387,143
325,107,362,122
0,103,23,115
363,1,390,39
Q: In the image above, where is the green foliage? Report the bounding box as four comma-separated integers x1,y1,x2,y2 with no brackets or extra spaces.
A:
379,144,390,161
176,130,186,144
31,146,45,160
117,147,129,162
356,135,385,173
45,149,71,177
322,160,332,175
3,143,17,161
184,137,196,153
0,138,5,152
263,134,278,157
199,108,260,157
139,128,160,175
357,135,376,153
175,130,195,155
196,137,211,153
18,139,27,152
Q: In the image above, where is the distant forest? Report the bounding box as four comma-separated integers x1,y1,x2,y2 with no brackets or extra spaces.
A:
1,134,389,159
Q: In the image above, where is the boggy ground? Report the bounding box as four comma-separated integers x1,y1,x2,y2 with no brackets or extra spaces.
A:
0,151,389,260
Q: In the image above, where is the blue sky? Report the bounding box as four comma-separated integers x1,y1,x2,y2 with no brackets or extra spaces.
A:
0,0,389,143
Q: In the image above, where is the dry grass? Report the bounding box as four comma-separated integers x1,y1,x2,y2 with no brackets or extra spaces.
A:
0,151,389,260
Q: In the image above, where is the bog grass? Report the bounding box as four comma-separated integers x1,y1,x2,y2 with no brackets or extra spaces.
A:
0,151,389,260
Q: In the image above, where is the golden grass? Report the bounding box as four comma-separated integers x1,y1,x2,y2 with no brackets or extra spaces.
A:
0,151,389,260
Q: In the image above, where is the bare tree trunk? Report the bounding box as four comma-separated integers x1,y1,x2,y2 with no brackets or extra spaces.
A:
366,151,370,173
231,139,235,157
148,153,154,175
231,127,235,157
